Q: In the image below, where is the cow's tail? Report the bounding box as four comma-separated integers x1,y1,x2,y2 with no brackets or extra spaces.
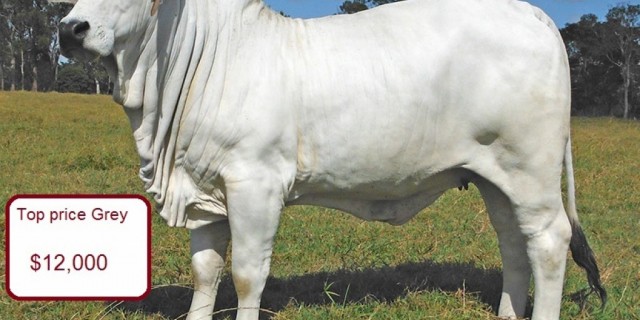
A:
564,137,607,308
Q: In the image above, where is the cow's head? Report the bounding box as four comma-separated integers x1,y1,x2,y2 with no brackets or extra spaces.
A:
50,0,159,60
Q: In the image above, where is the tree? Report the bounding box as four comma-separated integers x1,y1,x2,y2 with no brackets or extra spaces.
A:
1,0,21,90
56,62,93,93
278,11,290,18
23,1,50,91
56,61,109,94
562,15,619,116
339,0,369,14
44,2,71,90
604,5,639,119
338,0,403,14
0,5,10,90
0,0,70,92
561,4,640,119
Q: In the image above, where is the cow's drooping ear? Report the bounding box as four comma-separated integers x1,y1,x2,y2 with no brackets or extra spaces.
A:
151,0,161,16
48,0,78,4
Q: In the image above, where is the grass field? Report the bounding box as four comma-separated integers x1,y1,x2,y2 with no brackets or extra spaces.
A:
1,91,638,319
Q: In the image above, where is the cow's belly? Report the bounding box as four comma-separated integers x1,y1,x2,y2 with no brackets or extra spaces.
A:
287,167,475,225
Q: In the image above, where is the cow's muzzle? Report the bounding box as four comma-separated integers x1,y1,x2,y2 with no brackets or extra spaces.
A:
58,19,90,58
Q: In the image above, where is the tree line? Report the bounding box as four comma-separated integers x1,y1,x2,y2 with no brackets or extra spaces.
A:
0,0,107,94
1,0,638,118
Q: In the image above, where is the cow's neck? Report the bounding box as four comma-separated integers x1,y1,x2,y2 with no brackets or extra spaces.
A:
107,0,274,220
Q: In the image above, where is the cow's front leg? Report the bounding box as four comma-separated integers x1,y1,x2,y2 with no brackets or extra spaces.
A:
187,220,231,320
226,178,284,320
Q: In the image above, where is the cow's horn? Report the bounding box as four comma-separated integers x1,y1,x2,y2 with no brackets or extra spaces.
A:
151,0,160,16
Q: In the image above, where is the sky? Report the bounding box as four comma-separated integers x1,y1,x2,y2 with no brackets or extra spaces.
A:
263,0,638,28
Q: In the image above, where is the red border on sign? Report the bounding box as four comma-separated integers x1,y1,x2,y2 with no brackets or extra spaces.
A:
5,194,152,301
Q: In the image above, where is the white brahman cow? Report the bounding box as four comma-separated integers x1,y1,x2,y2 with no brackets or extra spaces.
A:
51,0,606,319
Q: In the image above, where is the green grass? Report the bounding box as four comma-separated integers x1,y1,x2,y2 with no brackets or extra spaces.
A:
1,92,638,319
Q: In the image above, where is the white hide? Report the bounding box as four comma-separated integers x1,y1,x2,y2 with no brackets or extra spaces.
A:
54,0,579,319
57,0,570,229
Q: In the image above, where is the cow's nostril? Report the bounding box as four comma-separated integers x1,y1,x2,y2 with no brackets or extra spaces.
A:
59,19,91,57
73,21,90,37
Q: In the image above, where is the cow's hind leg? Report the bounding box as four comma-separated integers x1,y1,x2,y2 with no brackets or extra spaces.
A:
523,202,572,320
187,220,231,320
476,178,530,318
477,173,571,320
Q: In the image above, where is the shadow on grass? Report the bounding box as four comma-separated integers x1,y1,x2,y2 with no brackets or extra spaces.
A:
118,261,525,319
